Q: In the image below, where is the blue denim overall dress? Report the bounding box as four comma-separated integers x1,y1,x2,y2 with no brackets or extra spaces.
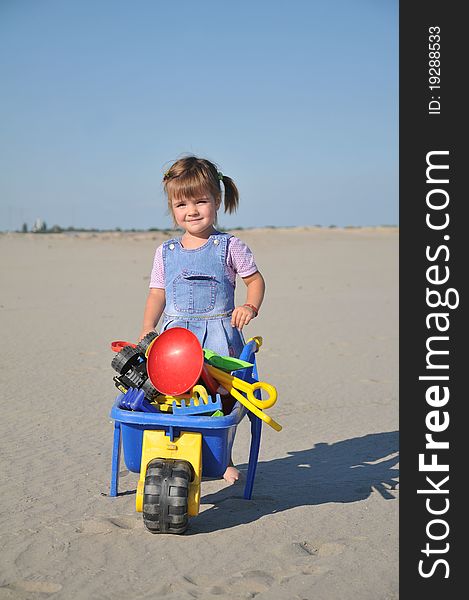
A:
161,232,245,358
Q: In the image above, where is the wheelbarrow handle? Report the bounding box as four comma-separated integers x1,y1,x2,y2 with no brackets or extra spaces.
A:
239,336,263,362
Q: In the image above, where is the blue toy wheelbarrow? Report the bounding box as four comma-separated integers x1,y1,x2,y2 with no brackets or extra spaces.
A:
109,337,275,534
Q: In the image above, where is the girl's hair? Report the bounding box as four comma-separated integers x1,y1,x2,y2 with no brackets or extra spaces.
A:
163,156,239,217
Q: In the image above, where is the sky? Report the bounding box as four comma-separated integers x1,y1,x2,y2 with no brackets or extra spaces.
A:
0,0,398,231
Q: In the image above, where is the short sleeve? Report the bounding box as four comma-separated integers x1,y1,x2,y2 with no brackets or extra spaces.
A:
227,237,258,279
149,244,165,288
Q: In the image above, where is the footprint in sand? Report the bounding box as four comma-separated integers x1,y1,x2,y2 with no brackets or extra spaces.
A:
280,564,330,583
207,585,226,595
229,570,275,595
106,516,138,530
75,519,113,534
76,516,137,534
292,541,318,556
317,541,347,557
5,580,63,594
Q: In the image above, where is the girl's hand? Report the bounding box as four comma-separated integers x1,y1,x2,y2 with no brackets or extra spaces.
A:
231,305,256,330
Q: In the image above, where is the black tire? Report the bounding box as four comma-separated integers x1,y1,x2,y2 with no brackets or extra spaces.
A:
141,377,159,401
143,458,192,534
136,331,159,354
111,345,141,375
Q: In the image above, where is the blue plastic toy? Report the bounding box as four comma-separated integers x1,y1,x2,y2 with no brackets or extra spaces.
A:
118,388,159,413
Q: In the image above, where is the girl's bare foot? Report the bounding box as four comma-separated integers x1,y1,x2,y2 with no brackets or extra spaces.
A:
223,465,240,485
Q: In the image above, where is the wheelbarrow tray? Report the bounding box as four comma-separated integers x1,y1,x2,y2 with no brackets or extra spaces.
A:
110,399,247,478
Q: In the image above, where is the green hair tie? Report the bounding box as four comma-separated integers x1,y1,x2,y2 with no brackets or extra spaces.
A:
217,171,224,181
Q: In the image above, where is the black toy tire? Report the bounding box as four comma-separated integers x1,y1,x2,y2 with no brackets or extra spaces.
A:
143,458,192,534
136,331,159,354
111,345,141,375
140,377,159,401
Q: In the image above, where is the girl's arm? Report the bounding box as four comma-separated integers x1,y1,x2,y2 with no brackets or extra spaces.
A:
231,271,265,330
139,288,166,340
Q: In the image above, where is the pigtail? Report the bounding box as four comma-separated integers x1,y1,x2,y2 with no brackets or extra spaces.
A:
220,175,239,214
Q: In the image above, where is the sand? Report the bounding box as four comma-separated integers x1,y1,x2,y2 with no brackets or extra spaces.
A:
0,227,398,600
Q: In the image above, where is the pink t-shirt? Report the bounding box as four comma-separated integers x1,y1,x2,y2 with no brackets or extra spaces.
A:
149,236,258,288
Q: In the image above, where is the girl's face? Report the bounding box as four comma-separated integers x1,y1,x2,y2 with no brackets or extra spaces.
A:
171,192,220,236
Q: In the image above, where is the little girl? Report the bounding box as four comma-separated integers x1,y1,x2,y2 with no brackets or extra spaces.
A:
139,156,265,484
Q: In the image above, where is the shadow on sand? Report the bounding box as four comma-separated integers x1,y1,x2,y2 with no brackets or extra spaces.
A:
190,430,399,534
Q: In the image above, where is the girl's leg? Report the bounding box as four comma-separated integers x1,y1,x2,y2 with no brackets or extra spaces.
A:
206,320,245,484
221,392,240,483
223,460,240,484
